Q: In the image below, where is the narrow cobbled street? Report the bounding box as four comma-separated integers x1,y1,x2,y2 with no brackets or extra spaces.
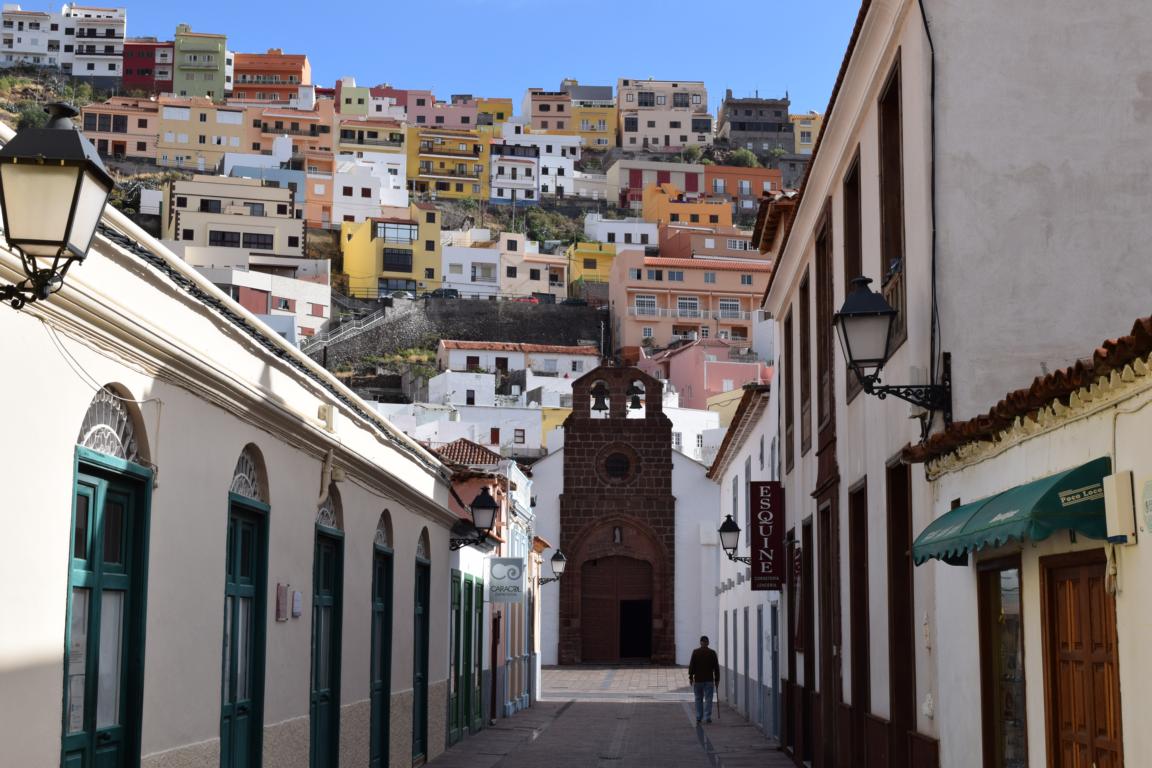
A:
427,667,792,768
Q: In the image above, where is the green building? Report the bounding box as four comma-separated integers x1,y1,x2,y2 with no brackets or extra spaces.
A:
173,24,230,101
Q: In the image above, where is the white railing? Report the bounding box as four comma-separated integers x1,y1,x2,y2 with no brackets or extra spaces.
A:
300,308,388,353
628,306,672,318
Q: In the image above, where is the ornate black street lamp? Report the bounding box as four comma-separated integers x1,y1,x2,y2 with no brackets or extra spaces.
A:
718,514,751,565
833,276,952,425
449,486,500,551
0,103,115,309
538,549,567,585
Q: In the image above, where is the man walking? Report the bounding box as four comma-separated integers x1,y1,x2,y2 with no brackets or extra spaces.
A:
688,635,720,724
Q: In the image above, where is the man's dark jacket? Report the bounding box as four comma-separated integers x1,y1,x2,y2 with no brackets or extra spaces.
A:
688,646,720,683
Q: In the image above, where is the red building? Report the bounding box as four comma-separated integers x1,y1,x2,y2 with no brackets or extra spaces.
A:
123,38,173,94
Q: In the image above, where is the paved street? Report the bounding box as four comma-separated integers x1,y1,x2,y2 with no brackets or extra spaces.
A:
428,666,792,768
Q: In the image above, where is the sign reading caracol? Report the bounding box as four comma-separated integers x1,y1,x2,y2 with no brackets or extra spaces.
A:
489,557,526,602
750,481,785,591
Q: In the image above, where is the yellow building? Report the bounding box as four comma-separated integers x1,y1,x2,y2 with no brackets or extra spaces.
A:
641,183,733,227
566,240,617,287
336,116,406,160
789,111,823,155
541,407,570,442
155,96,247,170
476,97,514,126
705,388,746,427
340,202,442,297
570,103,617,148
407,127,490,201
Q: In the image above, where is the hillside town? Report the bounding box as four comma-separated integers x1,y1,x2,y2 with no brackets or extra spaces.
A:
1,2,1149,768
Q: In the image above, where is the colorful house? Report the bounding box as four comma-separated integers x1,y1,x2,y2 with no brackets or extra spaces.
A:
155,96,247,171
123,37,175,94
560,80,616,148
407,127,490,201
340,202,442,297
80,97,160,161
789,111,822,155
231,48,311,104
173,24,229,101
703,165,784,217
641,183,733,227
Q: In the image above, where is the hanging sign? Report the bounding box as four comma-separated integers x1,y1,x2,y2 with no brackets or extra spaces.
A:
750,481,786,591
489,557,526,602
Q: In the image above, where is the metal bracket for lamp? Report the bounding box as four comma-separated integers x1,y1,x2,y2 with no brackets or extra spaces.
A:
724,553,752,565
858,353,953,426
449,519,490,551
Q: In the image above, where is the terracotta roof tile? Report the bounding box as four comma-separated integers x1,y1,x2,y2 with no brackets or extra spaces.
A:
435,438,503,466
904,316,1152,463
440,340,600,355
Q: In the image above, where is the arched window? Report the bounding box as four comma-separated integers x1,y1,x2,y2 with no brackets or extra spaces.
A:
76,386,142,462
230,446,267,503
375,511,394,550
317,485,343,530
416,527,430,561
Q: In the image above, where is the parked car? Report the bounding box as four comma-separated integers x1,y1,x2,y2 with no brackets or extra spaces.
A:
561,297,588,306
531,292,557,305
425,288,460,299
390,290,416,300
511,296,540,304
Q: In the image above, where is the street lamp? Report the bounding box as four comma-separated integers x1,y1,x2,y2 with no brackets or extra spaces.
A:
0,102,115,309
833,276,952,425
718,514,751,565
449,486,500,551
538,549,567,585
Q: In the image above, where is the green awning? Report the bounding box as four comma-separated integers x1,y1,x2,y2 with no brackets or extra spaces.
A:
913,457,1112,566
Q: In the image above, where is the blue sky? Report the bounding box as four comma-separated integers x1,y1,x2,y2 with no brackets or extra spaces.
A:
124,0,860,115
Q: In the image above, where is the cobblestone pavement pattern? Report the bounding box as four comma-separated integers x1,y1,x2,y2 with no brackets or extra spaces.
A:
427,666,794,768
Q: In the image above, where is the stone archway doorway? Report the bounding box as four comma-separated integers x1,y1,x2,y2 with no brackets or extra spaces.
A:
580,556,653,662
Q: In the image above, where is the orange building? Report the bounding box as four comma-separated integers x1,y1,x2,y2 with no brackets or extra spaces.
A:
242,97,335,157
641,183,733,227
80,97,160,161
702,165,783,217
232,49,312,103
522,89,571,133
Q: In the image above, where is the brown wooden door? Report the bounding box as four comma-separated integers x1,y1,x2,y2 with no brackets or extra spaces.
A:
1045,551,1123,768
580,556,652,662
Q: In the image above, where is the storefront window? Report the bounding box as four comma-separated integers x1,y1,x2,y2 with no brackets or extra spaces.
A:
979,559,1027,768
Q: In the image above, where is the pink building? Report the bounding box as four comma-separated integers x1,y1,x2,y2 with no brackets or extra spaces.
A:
637,338,770,410
406,91,479,129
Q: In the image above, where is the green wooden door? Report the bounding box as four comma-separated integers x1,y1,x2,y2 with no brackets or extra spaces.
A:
310,531,343,768
461,576,474,736
369,547,392,768
471,580,484,732
412,559,430,760
221,500,267,768
448,572,462,745
62,466,148,768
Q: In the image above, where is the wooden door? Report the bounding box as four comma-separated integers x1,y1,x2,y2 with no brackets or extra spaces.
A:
310,531,343,768
580,556,652,662
62,469,147,768
471,580,484,731
1045,551,1123,768
448,572,463,745
369,547,392,768
221,505,267,768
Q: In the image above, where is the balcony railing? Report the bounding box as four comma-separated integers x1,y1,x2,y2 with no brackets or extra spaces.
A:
419,144,481,158
471,274,497,283
716,309,751,320
340,136,403,148
629,306,672,318
421,167,481,180
676,307,704,318
262,124,320,137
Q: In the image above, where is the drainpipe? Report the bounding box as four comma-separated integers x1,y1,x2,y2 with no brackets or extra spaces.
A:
490,610,502,725
317,447,334,506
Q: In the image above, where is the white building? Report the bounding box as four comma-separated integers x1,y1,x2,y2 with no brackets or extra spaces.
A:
753,1,1152,766
571,171,608,201
0,169,459,767
705,383,779,737
166,243,331,339
441,235,500,299
0,3,126,86
428,370,497,407
583,212,658,248
489,142,540,206
436,340,601,377
497,123,581,198
332,155,408,224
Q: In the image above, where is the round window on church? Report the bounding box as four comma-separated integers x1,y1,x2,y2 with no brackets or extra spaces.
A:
596,443,640,485
604,453,631,478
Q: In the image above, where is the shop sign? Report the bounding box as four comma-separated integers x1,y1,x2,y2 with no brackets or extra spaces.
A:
750,481,785,591
489,557,526,602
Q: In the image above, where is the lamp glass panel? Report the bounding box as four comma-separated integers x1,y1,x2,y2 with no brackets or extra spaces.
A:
470,497,497,532
66,169,112,257
0,162,80,256
718,526,740,553
839,313,892,368
551,553,566,576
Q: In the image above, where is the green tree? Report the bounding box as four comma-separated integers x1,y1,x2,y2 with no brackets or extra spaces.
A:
681,145,702,163
727,148,759,168
15,101,48,130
